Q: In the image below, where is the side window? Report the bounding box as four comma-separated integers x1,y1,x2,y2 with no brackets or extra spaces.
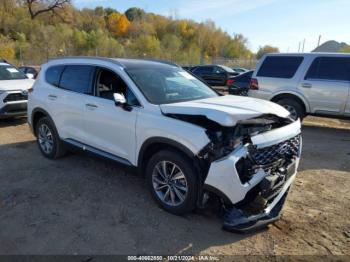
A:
95,68,140,106
59,65,95,94
45,65,65,87
305,57,350,81
214,66,225,74
257,56,304,78
194,66,213,74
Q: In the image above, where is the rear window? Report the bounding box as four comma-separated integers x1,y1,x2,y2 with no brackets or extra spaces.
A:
46,65,65,87
59,65,95,94
305,57,350,81
257,56,304,78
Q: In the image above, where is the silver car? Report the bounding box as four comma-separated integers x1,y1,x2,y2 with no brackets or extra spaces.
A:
248,53,350,120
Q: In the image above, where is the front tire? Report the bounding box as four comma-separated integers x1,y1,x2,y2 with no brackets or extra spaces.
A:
276,98,305,121
146,150,198,215
35,117,66,159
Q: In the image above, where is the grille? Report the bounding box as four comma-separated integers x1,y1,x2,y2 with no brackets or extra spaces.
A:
3,93,28,103
250,135,300,166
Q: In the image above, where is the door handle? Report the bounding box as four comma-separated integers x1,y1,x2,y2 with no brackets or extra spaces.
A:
301,83,312,88
85,103,98,109
48,94,57,100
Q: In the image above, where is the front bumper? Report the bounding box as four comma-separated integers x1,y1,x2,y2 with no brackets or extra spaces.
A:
222,174,293,233
0,91,28,118
0,102,27,118
203,120,302,232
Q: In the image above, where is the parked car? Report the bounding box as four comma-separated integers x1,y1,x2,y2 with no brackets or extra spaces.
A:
0,60,35,119
182,66,195,72
28,57,302,232
190,65,239,86
19,66,40,79
248,53,350,120
227,70,254,96
232,67,249,74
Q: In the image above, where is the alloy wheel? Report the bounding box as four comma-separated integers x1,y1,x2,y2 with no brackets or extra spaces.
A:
38,123,54,154
152,161,188,206
283,104,298,120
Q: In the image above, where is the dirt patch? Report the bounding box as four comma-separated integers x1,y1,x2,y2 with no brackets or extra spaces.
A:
0,117,349,255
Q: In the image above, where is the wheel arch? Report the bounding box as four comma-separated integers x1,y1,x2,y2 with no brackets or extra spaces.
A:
271,91,310,113
31,107,56,137
137,137,198,174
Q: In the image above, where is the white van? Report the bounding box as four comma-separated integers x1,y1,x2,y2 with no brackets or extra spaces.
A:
248,53,350,120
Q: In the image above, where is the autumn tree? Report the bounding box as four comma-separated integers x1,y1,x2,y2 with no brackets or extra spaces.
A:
0,35,15,61
0,1,256,66
22,0,71,19
107,12,121,33
107,12,130,36
116,14,131,36
256,45,279,59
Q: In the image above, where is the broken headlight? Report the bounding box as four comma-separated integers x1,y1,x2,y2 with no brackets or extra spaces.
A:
199,135,243,162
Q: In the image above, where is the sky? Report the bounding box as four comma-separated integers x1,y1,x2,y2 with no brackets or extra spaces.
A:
73,0,350,53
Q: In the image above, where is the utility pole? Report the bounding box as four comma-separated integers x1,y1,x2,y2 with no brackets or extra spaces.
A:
317,35,321,47
298,42,301,52
302,39,305,52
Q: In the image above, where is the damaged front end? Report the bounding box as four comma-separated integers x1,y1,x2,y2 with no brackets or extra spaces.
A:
168,113,302,233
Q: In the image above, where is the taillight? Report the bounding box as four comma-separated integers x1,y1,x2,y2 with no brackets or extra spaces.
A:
249,78,259,90
226,79,234,86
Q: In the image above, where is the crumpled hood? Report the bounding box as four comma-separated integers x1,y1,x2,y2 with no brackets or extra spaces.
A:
160,95,290,126
0,79,35,92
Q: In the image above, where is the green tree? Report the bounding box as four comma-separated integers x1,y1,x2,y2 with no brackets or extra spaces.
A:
339,44,350,53
130,35,161,58
125,7,145,21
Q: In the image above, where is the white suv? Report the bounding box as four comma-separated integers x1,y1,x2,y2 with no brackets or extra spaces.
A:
0,60,34,118
249,53,350,120
28,57,302,232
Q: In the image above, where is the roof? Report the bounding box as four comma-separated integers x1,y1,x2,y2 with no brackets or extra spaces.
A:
264,52,350,56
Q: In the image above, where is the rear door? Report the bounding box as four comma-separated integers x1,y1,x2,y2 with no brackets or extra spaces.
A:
46,64,95,141
300,56,350,115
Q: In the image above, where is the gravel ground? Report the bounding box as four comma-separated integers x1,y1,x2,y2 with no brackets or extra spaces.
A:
0,116,349,256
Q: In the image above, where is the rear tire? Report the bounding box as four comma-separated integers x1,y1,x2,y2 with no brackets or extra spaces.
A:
276,98,305,121
35,117,66,159
145,149,198,215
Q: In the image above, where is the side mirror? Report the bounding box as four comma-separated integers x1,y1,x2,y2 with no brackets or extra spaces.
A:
26,73,34,79
113,93,132,111
113,93,126,105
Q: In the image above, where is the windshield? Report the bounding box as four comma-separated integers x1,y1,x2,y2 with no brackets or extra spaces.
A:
126,67,218,104
0,65,27,80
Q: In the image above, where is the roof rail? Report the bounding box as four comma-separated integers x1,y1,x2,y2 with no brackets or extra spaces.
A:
140,59,179,67
47,56,179,68
48,56,124,67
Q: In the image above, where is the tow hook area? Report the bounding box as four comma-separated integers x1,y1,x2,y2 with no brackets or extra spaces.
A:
222,190,288,233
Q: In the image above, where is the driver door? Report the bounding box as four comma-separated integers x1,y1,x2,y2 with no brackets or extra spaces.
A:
83,67,140,164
